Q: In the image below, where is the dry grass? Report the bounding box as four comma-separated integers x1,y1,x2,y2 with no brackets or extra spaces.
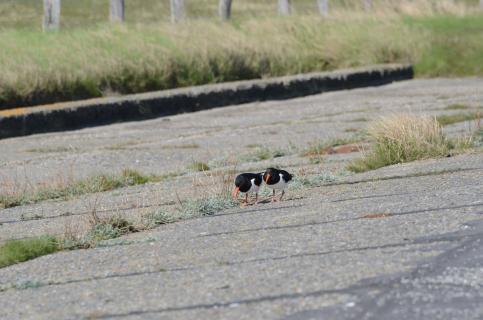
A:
0,2,481,107
0,169,168,209
0,1,451,108
347,114,474,172
303,136,364,157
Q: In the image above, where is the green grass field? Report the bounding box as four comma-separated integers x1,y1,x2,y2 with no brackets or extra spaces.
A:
0,0,482,108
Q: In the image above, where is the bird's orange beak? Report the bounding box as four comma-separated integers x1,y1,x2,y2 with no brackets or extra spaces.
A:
232,187,240,199
264,174,271,183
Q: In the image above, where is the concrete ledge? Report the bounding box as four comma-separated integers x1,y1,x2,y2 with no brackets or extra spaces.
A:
0,64,413,139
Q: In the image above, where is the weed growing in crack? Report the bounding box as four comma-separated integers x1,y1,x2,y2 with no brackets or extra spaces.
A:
289,173,338,190
0,236,60,269
0,169,169,209
181,196,238,217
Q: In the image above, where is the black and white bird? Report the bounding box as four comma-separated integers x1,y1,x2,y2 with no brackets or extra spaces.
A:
232,173,263,205
263,168,292,202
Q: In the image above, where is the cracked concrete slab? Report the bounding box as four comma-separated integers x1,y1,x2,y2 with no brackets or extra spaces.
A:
0,78,482,319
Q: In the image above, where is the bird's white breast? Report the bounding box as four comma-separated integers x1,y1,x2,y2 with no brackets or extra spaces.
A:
268,174,288,190
247,178,260,193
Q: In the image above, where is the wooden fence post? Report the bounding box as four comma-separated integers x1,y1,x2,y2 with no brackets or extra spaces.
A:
219,0,233,20
109,0,125,23
278,0,291,16
43,0,61,31
170,0,185,23
317,0,329,17
363,0,372,12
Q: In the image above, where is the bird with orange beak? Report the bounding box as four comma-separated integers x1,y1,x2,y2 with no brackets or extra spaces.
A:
263,168,292,202
232,173,263,205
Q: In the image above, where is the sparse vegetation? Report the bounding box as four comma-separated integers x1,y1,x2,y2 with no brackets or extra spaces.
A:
189,161,210,172
436,111,481,126
24,146,78,153
181,195,238,217
290,173,338,190
347,114,474,173
303,137,363,157
144,209,179,227
240,146,287,162
65,216,140,249
0,169,167,209
0,236,60,268
444,104,470,110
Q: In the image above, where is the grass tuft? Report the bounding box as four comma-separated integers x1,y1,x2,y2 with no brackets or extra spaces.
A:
0,236,60,269
188,161,210,172
289,173,338,190
181,195,238,217
347,114,473,173
144,209,179,226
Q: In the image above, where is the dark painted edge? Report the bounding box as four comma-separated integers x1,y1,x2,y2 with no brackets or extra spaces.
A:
0,64,413,139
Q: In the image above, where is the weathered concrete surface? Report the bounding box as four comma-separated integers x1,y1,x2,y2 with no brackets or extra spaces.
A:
0,77,482,319
0,64,412,138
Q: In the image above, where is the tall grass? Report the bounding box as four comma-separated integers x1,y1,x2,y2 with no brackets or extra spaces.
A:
0,1,482,108
347,114,473,172
0,14,421,108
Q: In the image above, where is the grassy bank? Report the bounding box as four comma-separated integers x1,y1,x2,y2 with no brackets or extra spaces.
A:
0,1,482,108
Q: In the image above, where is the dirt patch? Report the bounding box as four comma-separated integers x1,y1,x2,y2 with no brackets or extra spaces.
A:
361,213,393,219
327,144,362,155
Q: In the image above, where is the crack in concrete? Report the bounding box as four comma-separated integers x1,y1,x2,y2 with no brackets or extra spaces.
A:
0,232,466,294
199,203,483,238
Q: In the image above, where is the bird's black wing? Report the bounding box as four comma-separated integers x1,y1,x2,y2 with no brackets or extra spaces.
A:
280,170,293,182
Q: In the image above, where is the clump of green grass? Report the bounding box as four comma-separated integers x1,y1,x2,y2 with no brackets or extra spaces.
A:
436,111,480,126
0,236,60,269
189,161,210,172
0,169,166,209
347,114,473,173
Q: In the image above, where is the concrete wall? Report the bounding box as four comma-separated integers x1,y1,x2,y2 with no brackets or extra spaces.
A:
0,64,413,140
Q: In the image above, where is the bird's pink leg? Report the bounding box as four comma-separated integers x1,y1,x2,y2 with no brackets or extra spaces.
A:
272,189,277,202
279,190,285,201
